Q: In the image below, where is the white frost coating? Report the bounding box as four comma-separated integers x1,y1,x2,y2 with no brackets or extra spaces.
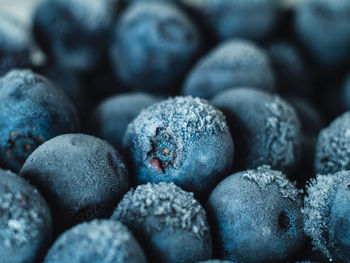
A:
47,220,143,262
124,96,229,168
315,112,350,174
243,165,302,201
113,182,209,238
263,95,301,169
201,39,270,70
0,170,44,247
303,173,344,261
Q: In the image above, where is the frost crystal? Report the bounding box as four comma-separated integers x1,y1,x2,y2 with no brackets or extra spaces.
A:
303,172,346,261
113,182,209,238
243,165,302,201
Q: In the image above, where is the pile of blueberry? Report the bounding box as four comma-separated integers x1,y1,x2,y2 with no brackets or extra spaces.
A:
1,0,350,262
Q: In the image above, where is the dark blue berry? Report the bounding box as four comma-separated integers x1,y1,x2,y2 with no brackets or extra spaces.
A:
38,64,90,116
0,168,52,263
89,92,159,151
304,170,350,262
207,166,304,262
212,88,301,173
179,0,278,41
314,112,350,174
109,2,201,93
295,0,350,66
111,182,212,263
267,42,310,97
33,0,115,71
44,219,147,263
183,40,275,99
0,15,31,77
123,96,233,197
20,134,129,233
0,70,80,172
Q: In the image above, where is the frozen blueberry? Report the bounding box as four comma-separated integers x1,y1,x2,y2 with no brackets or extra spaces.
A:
44,219,147,263
0,70,80,172
33,0,115,71
183,40,275,99
179,0,278,41
212,88,301,173
207,166,304,263
0,15,31,77
38,64,89,116
89,92,159,151
287,97,324,137
0,169,52,263
20,134,129,233
111,182,212,263
109,2,201,93
295,0,350,66
303,170,350,262
267,42,310,97
123,96,233,197
314,112,350,174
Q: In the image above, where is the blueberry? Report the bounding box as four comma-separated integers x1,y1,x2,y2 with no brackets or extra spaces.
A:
38,64,89,116
111,182,212,263
303,170,350,262
207,166,304,262
287,97,324,137
212,88,301,173
0,169,52,263
295,0,350,66
286,97,324,184
267,42,310,97
44,219,147,263
0,15,31,77
123,96,233,197
0,70,80,172
314,112,350,174
179,0,278,41
33,0,115,71
109,2,201,93
182,40,275,99
89,92,159,151
20,134,129,233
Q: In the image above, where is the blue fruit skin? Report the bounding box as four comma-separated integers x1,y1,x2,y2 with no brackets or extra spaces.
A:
109,2,201,93
212,88,301,173
267,42,310,97
0,16,31,77
90,92,159,151
295,0,350,66
111,182,212,263
179,0,278,41
33,0,114,72
206,168,304,263
328,176,350,261
123,96,233,198
0,169,52,263
182,40,275,100
44,220,147,263
0,70,80,172
20,134,129,234
39,64,89,116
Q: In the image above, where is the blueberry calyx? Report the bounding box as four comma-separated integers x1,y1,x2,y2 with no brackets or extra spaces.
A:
6,131,44,162
147,127,178,172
